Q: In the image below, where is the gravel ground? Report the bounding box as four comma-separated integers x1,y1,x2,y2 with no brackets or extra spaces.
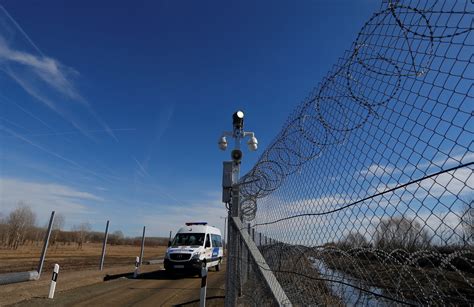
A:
8,265,226,307
0,263,163,306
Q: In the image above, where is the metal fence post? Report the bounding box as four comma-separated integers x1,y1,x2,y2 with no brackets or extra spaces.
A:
99,220,109,271
200,265,208,307
139,226,146,267
225,163,240,307
246,224,251,280
37,211,55,278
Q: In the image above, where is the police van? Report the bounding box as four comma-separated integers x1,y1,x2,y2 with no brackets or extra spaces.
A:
164,222,223,275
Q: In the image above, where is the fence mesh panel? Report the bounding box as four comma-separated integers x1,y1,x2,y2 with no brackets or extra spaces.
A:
234,0,473,305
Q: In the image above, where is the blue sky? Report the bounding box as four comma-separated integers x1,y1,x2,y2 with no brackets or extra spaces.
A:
0,0,379,236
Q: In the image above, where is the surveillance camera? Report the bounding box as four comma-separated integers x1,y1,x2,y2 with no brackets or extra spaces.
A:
247,136,258,151
218,136,228,151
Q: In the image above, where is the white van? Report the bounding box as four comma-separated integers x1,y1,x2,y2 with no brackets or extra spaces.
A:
164,222,223,275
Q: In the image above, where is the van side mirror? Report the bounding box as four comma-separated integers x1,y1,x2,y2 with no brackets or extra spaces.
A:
168,241,171,247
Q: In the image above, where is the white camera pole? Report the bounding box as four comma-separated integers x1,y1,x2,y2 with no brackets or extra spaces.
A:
219,110,258,307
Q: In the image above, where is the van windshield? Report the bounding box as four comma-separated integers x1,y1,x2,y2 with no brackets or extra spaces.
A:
171,233,205,247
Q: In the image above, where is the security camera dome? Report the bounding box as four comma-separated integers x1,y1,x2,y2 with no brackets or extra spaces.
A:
247,136,258,151
218,136,228,151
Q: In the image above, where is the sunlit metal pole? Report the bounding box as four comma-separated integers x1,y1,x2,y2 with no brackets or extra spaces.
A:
99,220,109,271
220,216,227,250
38,211,55,278
139,226,146,267
219,110,258,307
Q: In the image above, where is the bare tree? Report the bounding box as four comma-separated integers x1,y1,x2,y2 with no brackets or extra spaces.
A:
6,203,36,249
340,231,368,249
72,222,91,249
0,213,8,246
374,216,431,251
51,213,66,246
109,230,124,245
460,200,473,244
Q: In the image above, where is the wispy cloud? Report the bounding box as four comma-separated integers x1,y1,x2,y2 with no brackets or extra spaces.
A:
0,125,120,183
360,152,474,178
0,6,117,141
140,198,227,235
0,177,102,224
360,164,395,177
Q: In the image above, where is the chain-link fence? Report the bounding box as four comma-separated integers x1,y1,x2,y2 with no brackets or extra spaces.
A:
231,0,473,305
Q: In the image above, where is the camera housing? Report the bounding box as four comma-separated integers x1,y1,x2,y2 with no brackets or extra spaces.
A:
231,149,242,162
247,136,258,151
218,136,228,151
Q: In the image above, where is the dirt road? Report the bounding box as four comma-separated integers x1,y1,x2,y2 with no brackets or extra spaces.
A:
14,267,226,307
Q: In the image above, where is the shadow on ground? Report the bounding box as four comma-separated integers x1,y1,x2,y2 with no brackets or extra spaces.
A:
104,269,201,281
172,295,225,306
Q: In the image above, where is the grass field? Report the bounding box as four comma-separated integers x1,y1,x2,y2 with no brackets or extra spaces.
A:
0,243,167,274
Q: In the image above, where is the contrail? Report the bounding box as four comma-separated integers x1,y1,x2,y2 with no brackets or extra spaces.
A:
132,156,150,178
0,6,118,143
0,116,29,131
0,128,135,137
0,5,45,57
0,92,55,131
0,125,120,183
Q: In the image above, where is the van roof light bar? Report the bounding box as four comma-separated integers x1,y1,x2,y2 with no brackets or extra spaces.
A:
185,222,208,226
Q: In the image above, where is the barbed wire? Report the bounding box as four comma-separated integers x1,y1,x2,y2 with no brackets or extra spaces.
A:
233,0,473,305
238,0,473,222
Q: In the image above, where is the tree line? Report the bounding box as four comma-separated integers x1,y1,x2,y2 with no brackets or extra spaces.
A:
337,201,473,251
0,203,168,249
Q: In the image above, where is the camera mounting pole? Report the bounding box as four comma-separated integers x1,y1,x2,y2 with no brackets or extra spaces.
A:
218,110,258,306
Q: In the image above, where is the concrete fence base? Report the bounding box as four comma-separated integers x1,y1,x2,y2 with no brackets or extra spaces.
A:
0,270,39,285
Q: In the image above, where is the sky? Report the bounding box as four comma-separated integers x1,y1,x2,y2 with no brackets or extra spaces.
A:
0,0,379,237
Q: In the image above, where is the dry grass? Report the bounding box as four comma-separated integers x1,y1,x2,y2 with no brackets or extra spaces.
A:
0,243,167,274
